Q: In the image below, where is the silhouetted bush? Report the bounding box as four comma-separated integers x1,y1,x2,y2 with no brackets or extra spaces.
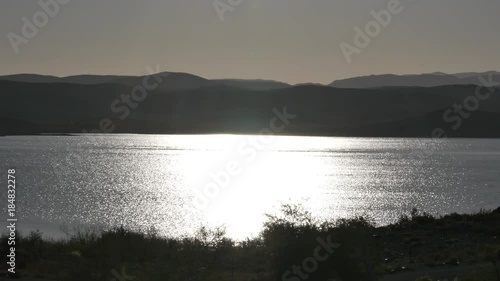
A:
1,205,498,281
261,204,380,281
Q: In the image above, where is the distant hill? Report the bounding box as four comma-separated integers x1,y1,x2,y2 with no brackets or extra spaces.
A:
5,71,500,91
1,80,499,137
0,74,61,83
62,75,135,84
330,72,500,88
293,82,327,87
0,73,292,91
212,79,290,91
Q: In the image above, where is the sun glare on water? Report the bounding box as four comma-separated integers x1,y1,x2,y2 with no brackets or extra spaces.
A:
175,134,346,239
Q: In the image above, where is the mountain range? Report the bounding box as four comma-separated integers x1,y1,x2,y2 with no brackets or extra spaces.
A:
1,71,499,90
0,71,499,137
0,72,291,91
329,72,500,88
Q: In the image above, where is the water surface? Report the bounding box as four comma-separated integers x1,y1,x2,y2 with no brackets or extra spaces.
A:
1,135,499,239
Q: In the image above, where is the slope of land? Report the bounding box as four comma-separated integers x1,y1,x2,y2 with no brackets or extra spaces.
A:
330,72,500,88
1,80,499,137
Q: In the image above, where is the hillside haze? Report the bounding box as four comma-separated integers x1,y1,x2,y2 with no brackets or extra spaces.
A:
330,72,500,88
0,73,291,91
1,70,499,137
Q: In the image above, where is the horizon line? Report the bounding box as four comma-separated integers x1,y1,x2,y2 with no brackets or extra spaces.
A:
0,69,498,86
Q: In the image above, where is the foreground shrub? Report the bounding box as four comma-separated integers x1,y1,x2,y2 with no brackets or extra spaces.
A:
261,204,381,281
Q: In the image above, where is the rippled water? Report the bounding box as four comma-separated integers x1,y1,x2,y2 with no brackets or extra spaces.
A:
1,135,499,239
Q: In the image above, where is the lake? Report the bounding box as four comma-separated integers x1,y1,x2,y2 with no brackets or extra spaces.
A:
1,135,499,240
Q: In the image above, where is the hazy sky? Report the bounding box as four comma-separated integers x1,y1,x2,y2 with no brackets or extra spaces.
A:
1,0,499,84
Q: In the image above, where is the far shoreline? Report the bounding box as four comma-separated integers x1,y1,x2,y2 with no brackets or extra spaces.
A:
3,132,500,139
